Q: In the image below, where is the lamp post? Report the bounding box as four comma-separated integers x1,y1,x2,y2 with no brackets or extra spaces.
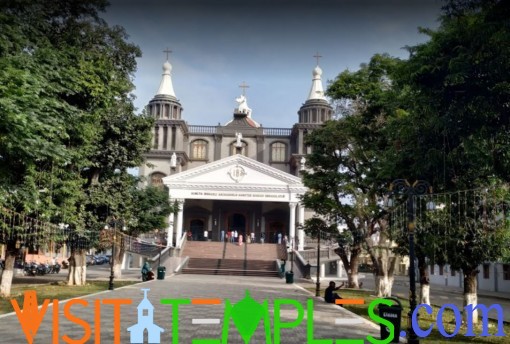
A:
386,179,433,344
315,229,321,297
104,221,116,291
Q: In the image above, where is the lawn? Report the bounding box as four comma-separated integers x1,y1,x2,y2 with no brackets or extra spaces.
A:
0,280,138,315
307,287,508,343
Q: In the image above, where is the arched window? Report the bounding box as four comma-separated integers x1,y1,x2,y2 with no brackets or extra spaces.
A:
271,142,286,162
230,141,247,156
191,139,208,160
150,172,166,188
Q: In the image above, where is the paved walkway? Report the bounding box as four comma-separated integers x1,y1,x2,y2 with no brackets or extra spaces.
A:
0,274,381,343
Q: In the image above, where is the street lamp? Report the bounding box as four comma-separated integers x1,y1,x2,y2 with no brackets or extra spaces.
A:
386,179,433,344
104,221,116,291
315,229,321,297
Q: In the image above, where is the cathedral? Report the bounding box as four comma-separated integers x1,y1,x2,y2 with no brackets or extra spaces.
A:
139,57,333,251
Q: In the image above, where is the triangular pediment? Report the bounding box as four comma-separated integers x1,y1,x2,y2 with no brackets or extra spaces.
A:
162,155,306,202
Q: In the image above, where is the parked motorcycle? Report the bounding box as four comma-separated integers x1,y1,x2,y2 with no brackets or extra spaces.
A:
23,262,38,276
50,262,61,274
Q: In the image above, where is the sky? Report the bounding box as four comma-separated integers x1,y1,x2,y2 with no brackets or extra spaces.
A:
103,0,443,128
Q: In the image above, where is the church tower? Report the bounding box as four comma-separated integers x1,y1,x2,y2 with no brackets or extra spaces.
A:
291,55,334,175
142,50,187,185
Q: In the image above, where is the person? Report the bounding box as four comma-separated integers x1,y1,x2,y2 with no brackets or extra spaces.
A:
260,232,265,244
324,281,345,304
277,232,282,244
227,230,231,242
234,230,238,243
220,229,225,242
204,229,208,241
187,230,192,241
238,233,243,246
250,232,255,243
141,262,151,281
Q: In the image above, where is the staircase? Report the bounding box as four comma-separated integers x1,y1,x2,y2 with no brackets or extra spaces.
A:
180,241,283,277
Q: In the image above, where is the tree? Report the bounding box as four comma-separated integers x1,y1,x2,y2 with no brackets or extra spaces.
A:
389,0,510,321
302,54,404,295
0,0,150,293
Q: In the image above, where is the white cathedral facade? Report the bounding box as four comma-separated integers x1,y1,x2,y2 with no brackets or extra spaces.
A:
139,58,333,251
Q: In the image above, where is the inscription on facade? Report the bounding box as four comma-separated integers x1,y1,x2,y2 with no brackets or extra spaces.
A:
190,191,286,199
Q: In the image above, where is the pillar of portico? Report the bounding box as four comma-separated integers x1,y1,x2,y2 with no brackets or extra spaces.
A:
176,199,185,247
288,202,297,245
337,260,343,278
297,203,305,251
320,263,326,278
166,212,175,247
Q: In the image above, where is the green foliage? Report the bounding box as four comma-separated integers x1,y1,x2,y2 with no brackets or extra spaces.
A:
0,0,153,251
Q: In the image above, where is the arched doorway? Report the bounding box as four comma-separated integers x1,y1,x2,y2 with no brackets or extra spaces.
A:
190,219,205,241
228,213,246,237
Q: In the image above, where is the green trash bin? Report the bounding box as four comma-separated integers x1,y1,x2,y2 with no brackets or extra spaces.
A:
285,271,294,284
157,266,166,280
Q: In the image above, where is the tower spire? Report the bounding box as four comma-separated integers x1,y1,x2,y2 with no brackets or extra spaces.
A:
156,48,176,98
307,53,326,100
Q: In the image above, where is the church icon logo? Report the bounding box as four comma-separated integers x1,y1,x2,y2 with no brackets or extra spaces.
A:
127,288,164,343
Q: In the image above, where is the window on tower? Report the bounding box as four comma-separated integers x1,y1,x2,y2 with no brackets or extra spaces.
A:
271,142,286,162
191,139,208,160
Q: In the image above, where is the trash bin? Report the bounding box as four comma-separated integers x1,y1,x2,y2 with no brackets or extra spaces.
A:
285,271,294,284
378,297,402,343
157,266,166,280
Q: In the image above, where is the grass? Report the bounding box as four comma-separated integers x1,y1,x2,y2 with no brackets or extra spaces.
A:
0,280,138,315
307,287,508,343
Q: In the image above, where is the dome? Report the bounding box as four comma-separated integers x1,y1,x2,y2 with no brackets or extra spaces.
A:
163,61,172,73
313,66,322,77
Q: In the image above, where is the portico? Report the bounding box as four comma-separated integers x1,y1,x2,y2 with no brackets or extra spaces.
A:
162,154,308,250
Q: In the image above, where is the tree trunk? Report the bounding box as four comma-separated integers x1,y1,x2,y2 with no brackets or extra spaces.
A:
67,249,87,286
0,241,18,297
335,247,361,288
418,255,430,305
373,257,396,297
113,241,124,279
463,269,479,324
366,229,397,297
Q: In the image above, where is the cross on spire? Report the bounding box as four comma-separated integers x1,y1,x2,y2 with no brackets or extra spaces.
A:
163,47,172,61
239,81,250,96
313,51,322,66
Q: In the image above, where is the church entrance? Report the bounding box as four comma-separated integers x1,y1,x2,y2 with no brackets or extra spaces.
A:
268,221,285,243
190,219,205,241
228,213,246,238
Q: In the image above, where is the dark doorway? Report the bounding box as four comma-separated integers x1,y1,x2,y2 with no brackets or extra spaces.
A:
190,219,205,241
228,213,246,237
268,221,285,243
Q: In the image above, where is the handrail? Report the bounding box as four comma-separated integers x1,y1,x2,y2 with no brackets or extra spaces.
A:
177,232,187,250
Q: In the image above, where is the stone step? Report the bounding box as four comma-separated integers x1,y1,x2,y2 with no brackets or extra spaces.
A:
181,268,280,277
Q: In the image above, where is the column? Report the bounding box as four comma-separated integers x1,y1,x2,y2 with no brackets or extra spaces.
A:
297,203,305,251
337,260,343,278
320,263,326,278
166,212,175,247
158,126,164,150
176,199,184,248
288,202,297,244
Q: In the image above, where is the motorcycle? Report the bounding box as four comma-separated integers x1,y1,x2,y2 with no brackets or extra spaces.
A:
50,262,61,274
23,262,38,276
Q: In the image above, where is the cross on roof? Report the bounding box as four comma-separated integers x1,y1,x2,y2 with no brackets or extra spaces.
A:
163,47,172,60
239,81,250,96
313,51,322,66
